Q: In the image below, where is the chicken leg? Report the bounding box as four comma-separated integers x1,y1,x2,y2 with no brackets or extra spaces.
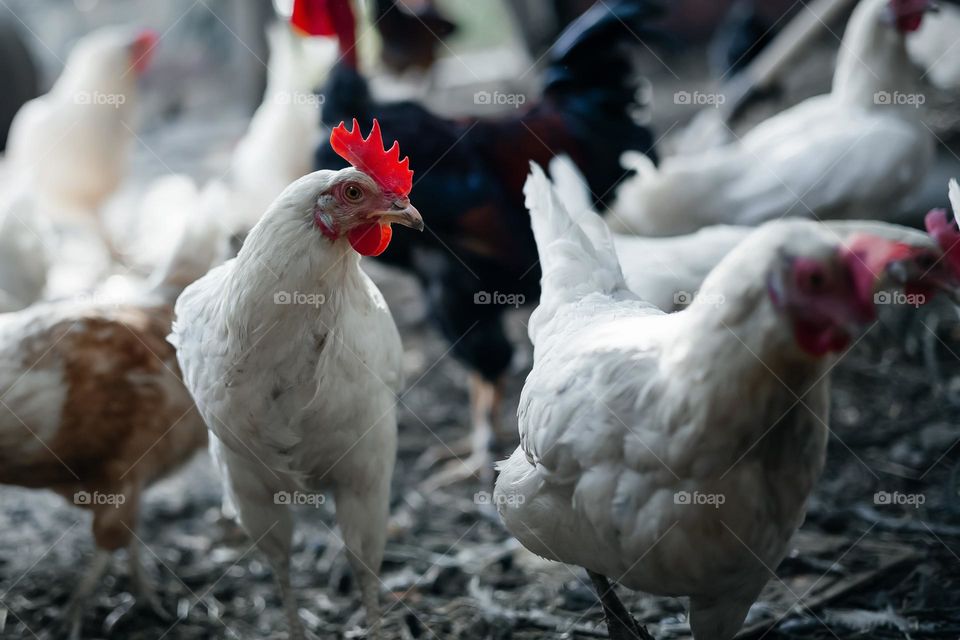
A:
419,374,506,490
587,571,655,640
334,481,390,640
64,548,111,640
219,450,305,640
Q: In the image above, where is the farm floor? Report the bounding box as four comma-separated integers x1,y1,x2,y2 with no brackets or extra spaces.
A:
2,284,959,639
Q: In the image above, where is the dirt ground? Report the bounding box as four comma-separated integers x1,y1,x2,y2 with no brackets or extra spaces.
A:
2,15,960,640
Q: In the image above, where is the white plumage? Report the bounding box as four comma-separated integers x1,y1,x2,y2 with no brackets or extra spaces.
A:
907,2,960,90
610,0,934,236
0,191,49,312
6,26,154,216
550,156,937,312
172,166,422,640
228,23,336,232
495,163,948,640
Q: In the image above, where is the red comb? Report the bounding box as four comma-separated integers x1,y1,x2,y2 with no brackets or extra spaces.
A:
291,0,336,36
330,119,413,197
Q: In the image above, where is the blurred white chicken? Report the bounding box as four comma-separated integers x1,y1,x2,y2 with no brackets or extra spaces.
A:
0,192,49,312
6,26,157,216
172,121,423,640
4,26,157,299
228,22,336,232
495,164,957,640
610,0,936,236
907,1,960,89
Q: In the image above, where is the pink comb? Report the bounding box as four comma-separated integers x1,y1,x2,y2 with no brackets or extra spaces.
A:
330,119,413,197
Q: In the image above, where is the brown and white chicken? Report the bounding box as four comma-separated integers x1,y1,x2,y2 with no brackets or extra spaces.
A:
172,120,423,640
495,165,959,640
0,196,225,639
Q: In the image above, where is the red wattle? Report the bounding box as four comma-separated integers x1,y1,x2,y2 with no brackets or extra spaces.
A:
348,223,392,257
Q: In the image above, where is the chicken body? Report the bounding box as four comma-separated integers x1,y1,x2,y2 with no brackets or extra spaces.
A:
495,165,950,639
611,0,934,236
0,186,226,638
907,1,960,89
6,27,155,214
172,166,421,639
0,193,48,312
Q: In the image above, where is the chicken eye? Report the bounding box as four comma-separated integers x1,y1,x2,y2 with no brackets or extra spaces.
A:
343,184,364,203
807,271,825,291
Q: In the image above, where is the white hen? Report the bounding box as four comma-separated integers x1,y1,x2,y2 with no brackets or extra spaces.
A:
172,121,423,640
6,27,157,216
495,164,955,640
907,2,960,89
611,0,936,236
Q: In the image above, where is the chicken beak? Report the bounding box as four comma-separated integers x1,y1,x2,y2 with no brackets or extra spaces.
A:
376,199,424,231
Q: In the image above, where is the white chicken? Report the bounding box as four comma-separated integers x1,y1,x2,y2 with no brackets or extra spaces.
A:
494,164,957,640
6,26,157,216
228,22,337,232
610,0,936,236
907,1,960,89
171,120,423,640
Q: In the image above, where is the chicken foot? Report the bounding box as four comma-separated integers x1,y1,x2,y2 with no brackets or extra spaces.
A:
419,374,505,490
587,571,655,640
63,549,111,640
127,540,171,619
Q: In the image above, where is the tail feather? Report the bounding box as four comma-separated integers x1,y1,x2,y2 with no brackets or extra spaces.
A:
525,162,627,311
949,178,959,219
547,156,620,268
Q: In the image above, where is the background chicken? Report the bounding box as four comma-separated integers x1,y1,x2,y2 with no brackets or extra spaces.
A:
0,192,49,312
0,198,225,639
172,121,423,640
550,156,949,311
610,0,938,236
308,0,662,488
495,164,959,640
5,26,157,216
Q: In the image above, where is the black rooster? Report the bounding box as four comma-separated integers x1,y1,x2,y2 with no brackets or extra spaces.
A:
299,0,662,487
